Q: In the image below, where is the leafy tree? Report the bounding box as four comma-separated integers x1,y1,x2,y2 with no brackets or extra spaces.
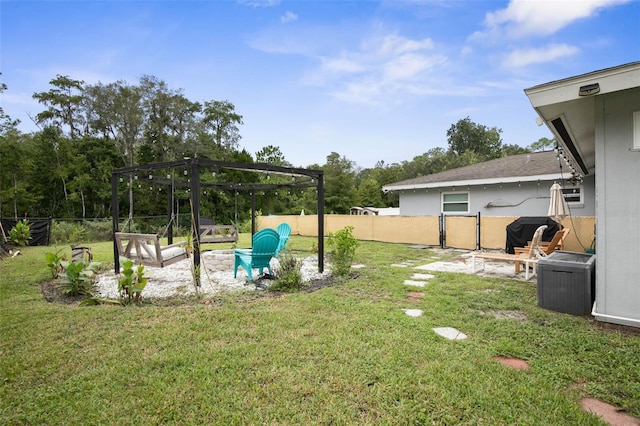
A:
139,75,182,163
0,131,35,218
28,127,73,216
0,75,20,134
32,75,86,138
502,143,530,156
367,161,402,207
201,100,243,152
255,145,289,166
67,136,123,218
84,80,143,168
529,137,556,152
323,152,356,214
446,117,503,161
356,177,383,207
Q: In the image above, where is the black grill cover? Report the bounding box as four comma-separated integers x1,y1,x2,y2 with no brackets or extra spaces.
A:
1,218,52,246
505,217,559,254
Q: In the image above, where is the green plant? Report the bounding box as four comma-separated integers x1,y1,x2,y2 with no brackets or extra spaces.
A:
271,253,303,292
118,258,148,304
45,249,66,278
327,225,359,277
58,260,100,296
191,263,201,293
8,220,31,246
184,232,194,254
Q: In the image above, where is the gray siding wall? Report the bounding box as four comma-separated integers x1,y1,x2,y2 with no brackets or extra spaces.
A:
398,176,595,217
595,87,640,325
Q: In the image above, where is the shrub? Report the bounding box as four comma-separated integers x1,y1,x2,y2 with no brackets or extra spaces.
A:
327,225,359,277
82,220,113,242
271,253,303,292
58,260,100,296
118,258,148,304
51,221,87,244
45,249,66,278
9,220,31,246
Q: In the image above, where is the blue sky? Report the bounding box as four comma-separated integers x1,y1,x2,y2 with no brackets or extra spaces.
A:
2,0,639,169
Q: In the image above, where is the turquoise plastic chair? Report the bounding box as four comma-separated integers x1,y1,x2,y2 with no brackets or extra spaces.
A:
234,228,280,281
275,223,291,257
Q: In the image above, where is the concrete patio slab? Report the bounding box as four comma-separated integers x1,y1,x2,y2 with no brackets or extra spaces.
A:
415,259,534,281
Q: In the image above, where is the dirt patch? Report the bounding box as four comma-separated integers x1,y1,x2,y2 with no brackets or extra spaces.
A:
580,398,640,426
406,291,425,302
40,280,92,305
492,356,530,370
490,310,528,322
596,321,640,336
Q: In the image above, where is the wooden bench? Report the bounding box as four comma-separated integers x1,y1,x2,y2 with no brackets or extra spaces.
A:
114,232,188,268
199,225,238,244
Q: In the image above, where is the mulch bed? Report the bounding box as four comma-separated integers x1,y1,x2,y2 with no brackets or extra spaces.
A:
39,279,92,305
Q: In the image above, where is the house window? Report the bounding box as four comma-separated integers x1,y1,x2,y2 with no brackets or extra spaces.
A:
562,185,583,206
442,192,469,213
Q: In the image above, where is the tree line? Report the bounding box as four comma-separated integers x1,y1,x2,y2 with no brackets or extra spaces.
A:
0,74,554,224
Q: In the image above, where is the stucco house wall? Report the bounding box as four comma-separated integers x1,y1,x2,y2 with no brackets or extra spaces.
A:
397,175,594,217
595,86,640,323
525,61,640,328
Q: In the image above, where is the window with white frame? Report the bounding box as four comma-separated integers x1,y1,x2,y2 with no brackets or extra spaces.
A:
562,185,583,206
442,192,469,213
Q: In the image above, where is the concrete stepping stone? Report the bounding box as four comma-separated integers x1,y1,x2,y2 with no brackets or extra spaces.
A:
404,279,426,287
391,263,409,268
351,264,365,269
411,273,434,280
433,327,467,340
403,309,423,317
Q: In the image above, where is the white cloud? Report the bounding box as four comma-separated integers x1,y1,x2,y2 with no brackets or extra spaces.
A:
384,53,438,80
280,11,297,23
475,0,630,40
237,0,280,8
321,56,364,73
377,34,435,55
503,43,580,67
314,32,449,105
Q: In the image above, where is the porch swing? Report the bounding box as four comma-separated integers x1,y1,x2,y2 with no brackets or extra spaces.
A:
114,176,188,268
197,190,239,244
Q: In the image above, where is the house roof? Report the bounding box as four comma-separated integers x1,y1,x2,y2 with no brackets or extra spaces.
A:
382,151,564,192
525,61,640,176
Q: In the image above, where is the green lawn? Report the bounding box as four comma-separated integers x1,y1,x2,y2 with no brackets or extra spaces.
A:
1,237,638,425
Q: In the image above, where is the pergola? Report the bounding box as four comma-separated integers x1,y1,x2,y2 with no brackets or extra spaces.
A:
111,159,325,283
